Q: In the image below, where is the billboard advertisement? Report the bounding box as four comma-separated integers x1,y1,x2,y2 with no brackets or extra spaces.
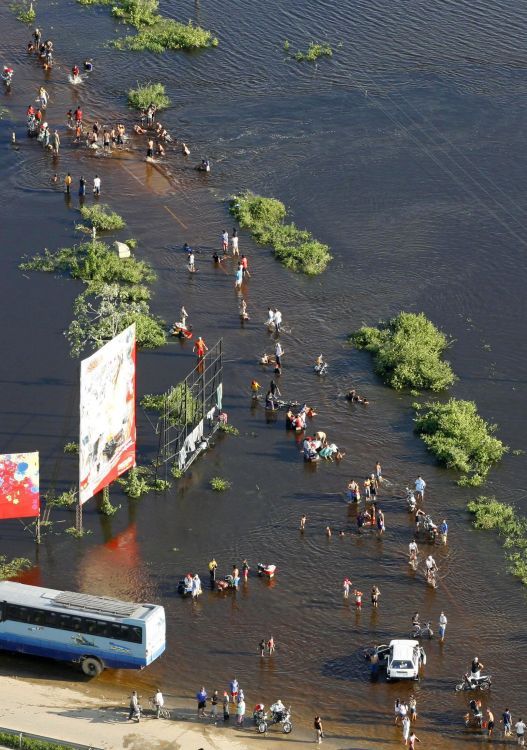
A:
0,452,40,519
79,324,136,505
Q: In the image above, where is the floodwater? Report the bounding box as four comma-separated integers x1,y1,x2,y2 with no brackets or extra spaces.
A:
1,0,527,747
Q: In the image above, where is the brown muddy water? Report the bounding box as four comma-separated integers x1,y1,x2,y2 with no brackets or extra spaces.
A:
0,1,526,747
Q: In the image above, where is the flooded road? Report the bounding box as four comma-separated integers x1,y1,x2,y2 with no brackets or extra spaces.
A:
0,0,526,746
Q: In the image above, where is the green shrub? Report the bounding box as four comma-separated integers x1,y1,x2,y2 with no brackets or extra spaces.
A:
467,496,527,585
294,42,333,62
219,423,239,436
414,398,507,484
0,731,74,750
350,312,456,391
171,465,183,479
210,476,231,491
114,19,219,51
80,204,126,231
63,442,79,454
113,0,159,25
77,0,113,4
230,193,331,275
10,1,36,23
65,526,91,538
140,383,200,426
44,489,77,508
117,466,170,498
21,241,155,290
0,555,32,580
67,285,166,357
128,82,170,110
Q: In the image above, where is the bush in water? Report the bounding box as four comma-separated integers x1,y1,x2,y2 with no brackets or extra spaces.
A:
117,466,170,498
230,193,331,275
79,203,126,231
113,0,159,26
141,383,201,426
210,476,231,492
128,82,170,110
467,496,527,585
293,42,333,62
20,241,155,293
414,398,507,485
114,19,218,52
350,312,456,391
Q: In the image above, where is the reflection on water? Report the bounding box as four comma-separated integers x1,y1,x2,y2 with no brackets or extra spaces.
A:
1,0,527,747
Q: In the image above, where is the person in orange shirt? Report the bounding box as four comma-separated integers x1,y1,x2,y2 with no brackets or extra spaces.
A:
194,337,208,358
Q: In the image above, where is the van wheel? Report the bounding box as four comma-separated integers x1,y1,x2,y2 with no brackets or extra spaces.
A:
81,657,103,677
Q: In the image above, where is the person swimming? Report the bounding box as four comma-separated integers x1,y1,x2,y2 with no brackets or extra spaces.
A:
83,60,93,72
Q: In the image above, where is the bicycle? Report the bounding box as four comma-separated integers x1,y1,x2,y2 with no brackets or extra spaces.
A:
149,698,171,719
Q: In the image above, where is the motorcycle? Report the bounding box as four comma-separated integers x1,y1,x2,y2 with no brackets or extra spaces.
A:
314,362,328,376
455,673,492,692
406,487,417,512
257,703,292,734
417,513,438,541
411,621,434,639
425,568,438,589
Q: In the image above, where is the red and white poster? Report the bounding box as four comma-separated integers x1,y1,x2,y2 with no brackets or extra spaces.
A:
79,324,136,505
0,452,40,520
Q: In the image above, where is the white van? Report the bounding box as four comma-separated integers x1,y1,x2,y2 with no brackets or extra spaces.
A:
374,639,426,681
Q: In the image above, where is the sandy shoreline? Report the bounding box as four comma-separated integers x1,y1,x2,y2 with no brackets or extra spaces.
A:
0,674,331,750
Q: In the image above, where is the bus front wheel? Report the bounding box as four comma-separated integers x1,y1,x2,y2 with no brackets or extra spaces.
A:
81,657,103,677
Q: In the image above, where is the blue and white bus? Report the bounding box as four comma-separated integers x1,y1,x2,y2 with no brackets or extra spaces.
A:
0,582,165,676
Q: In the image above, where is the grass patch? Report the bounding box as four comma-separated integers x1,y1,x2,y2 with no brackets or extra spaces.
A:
414,398,507,485
80,204,126,231
350,312,456,391
77,0,114,4
114,19,218,52
10,1,36,23
113,0,158,25
210,476,231,492
65,526,92,538
467,496,527,584
140,383,200,426
293,42,333,62
66,284,166,357
230,192,331,275
128,82,170,110
117,466,170,498
0,555,32,580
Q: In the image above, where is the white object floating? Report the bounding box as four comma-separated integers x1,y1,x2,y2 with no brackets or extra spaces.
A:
114,241,131,259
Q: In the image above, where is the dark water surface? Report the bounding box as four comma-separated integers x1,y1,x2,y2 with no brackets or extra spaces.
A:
1,1,527,746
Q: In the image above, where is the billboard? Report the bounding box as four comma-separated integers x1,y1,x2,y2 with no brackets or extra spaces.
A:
79,324,136,505
0,452,40,519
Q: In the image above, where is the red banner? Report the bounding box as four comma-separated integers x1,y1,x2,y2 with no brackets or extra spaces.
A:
0,452,40,520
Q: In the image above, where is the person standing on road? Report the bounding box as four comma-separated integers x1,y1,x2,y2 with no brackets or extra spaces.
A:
153,688,164,719
236,696,246,726
314,715,323,744
210,690,219,722
438,611,447,642
128,690,140,722
196,686,207,718
223,691,230,722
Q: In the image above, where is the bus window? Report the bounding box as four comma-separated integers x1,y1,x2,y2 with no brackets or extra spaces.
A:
130,626,143,644
70,617,83,632
0,602,4,622
6,605,30,622
58,614,72,630
85,619,98,635
28,609,45,626
94,621,110,638
45,611,59,628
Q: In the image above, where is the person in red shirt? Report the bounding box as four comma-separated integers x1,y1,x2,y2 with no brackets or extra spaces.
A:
240,254,250,277
74,106,83,123
193,337,208,371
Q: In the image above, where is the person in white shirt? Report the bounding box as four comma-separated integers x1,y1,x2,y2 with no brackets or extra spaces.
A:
415,476,426,501
275,341,284,366
231,228,239,256
93,174,101,196
516,719,526,746
438,611,447,642
273,308,282,333
153,688,164,718
408,539,418,562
